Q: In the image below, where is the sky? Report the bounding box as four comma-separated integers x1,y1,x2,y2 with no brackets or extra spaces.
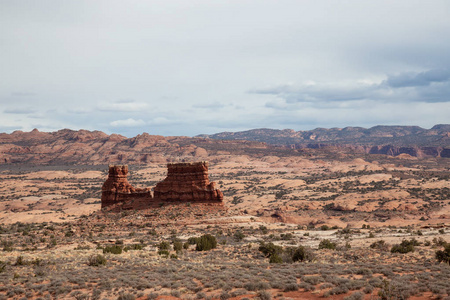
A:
1,0,449,137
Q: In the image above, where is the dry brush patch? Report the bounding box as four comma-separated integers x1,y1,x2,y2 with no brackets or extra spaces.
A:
0,218,449,299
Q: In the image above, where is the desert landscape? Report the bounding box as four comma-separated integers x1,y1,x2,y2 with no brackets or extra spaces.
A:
2,1,449,298
0,128,449,300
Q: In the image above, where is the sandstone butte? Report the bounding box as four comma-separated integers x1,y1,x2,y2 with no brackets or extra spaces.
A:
101,161,224,210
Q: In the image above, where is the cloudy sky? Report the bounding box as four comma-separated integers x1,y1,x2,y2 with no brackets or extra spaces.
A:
1,1,449,137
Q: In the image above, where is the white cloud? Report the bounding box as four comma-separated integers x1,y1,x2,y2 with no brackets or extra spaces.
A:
97,102,149,112
110,118,146,127
4,107,37,114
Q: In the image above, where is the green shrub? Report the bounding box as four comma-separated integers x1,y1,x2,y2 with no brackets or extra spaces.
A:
188,237,199,245
15,256,26,266
1,240,14,252
435,243,450,264
318,239,336,250
158,250,169,257
269,253,283,264
103,245,123,254
292,246,314,262
158,241,170,251
433,237,447,246
124,244,143,251
370,240,389,251
391,239,420,254
258,242,283,257
280,233,293,240
173,241,183,252
196,234,217,251
259,225,269,234
88,254,107,266
259,242,283,263
320,225,330,230
234,231,245,241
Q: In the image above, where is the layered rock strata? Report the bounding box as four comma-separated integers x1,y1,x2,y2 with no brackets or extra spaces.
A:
101,162,223,209
101,165,151,208
154,162,223,203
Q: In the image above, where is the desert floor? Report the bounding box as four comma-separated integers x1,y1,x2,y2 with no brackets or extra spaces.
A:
0,153,449,299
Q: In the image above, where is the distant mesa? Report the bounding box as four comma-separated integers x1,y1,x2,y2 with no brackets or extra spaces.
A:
101,161,224,210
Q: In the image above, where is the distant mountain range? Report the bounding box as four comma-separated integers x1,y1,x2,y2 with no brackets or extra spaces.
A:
198,124,450,158
0,124,449,165
0,128,270,165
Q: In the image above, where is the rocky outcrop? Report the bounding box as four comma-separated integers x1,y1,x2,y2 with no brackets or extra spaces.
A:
101,165,151,208
101,162,223,210
154,162,223,203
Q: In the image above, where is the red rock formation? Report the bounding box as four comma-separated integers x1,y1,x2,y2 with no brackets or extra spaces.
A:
101,162,223,209
154,162,223,204
101,165,151,208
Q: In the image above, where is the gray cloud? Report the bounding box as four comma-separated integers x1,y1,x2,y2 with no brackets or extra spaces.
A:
385,69,450,88
254,83,375,103
254,69,450,107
